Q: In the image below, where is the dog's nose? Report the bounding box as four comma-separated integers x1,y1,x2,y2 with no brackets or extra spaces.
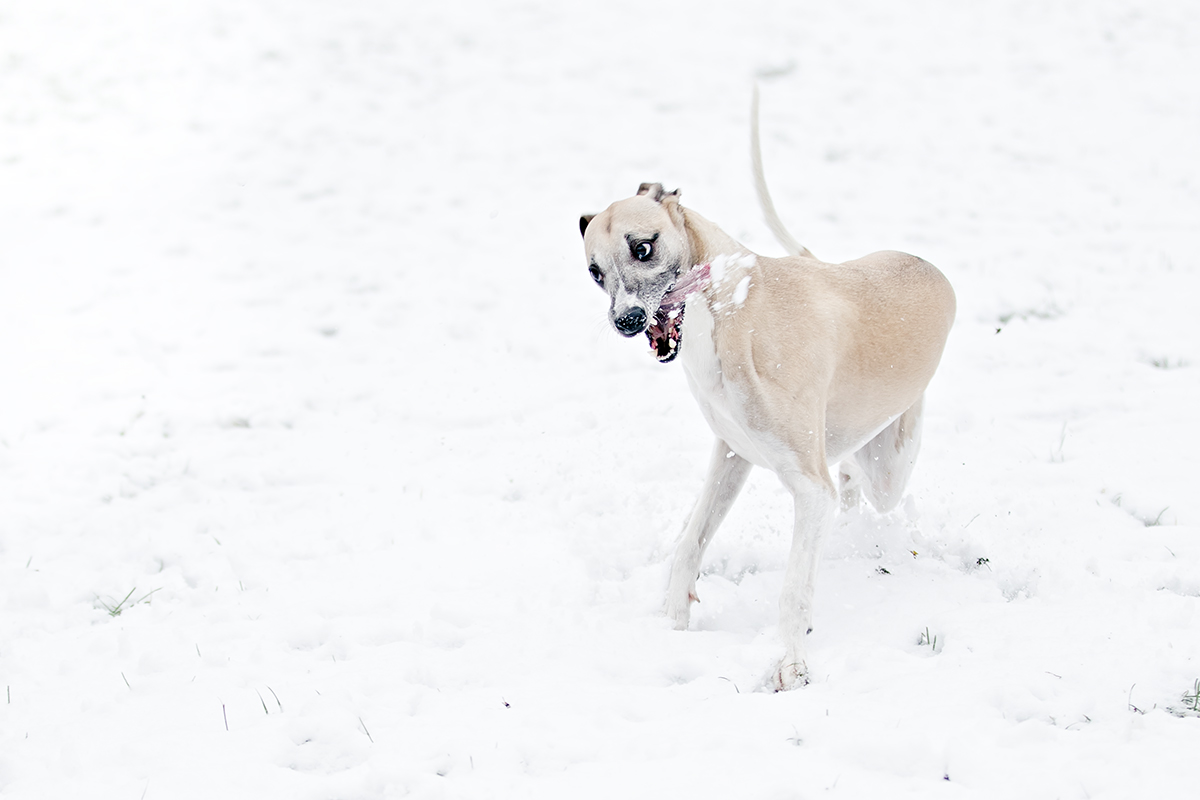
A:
614,307,648,337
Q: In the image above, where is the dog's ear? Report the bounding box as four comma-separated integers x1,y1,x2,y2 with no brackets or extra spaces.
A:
660,188,684,229
579,214,595,238
636,182,665,201
636,183,682,204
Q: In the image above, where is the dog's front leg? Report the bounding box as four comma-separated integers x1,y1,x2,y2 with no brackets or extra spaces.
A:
773,471,836,690
665,439,753,630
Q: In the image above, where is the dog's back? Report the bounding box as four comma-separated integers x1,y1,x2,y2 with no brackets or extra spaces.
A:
689,247,953,465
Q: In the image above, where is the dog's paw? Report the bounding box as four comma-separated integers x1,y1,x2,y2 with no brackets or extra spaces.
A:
664,590,697,631
771,660,809,692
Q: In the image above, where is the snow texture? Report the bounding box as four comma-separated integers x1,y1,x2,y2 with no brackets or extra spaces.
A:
2,1,1199,798
709,253,757,315
732,275,752,306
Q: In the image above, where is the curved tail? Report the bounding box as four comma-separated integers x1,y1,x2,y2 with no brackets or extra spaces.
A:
751,85,814,259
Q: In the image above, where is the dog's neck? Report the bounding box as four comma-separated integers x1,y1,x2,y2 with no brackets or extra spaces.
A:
682,207,751,266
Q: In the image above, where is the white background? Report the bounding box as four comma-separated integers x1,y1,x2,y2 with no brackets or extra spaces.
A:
2,1,1198,797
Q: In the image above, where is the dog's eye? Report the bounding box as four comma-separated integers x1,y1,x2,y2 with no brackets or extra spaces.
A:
633,241,654,262
588,264,604,286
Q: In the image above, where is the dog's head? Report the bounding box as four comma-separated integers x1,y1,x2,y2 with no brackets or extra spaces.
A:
580,182,695,363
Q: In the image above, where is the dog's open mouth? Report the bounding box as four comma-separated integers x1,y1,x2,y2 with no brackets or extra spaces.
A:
643,262,711,364
647,305,685,363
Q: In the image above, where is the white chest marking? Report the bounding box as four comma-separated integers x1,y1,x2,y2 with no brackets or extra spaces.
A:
680,297,783,470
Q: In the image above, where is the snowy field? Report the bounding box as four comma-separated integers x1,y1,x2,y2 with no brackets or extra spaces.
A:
2,0,1199,797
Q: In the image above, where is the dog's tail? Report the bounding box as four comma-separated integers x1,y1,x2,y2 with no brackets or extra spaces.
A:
751,85,814,259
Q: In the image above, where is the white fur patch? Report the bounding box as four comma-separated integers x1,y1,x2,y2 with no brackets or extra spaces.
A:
680,291,787,471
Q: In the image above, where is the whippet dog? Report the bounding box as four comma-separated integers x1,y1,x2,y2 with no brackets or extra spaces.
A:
579,95,955,690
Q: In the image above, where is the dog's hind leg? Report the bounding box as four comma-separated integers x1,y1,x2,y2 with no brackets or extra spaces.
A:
665,439,753,630
853,394,925,513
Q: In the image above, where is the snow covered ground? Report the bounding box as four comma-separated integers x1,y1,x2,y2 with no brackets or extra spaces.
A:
2,0,1199,796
